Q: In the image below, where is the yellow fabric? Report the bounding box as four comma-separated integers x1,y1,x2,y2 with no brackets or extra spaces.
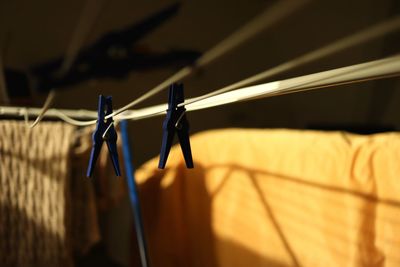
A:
136,129,400,267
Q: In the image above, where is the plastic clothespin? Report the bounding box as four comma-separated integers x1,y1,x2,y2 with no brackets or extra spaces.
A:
87,95,121,177
159,83,194,169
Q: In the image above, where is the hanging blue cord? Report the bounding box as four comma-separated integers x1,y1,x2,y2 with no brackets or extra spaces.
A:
120,120,150,267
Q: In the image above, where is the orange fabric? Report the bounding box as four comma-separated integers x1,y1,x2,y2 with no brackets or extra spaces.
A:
135,129,400,267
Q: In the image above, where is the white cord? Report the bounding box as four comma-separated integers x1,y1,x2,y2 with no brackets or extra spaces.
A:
11,10,400,126
119,54,400,120
18,107,29,128
107,0,311,119
29,0,106,128
2,55,400,125
110,11,400,117
57,14,400,124
52,109,97,126
28,2,400,126
179,15,400,108
29,90,56,128
5,54,399,126
26,0,308,127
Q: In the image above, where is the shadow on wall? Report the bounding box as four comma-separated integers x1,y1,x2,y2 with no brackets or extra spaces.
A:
134,162,400,267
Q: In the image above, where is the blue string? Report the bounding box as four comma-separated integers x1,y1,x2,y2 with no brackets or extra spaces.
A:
120,120,149,267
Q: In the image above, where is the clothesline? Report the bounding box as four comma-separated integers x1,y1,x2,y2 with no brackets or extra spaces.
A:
107,0,311,119
1,54,400,124
24,13,400,127
178,15,400,108
113,54,400,120
107,11,400,119
1,4,400,126
21,0,309,128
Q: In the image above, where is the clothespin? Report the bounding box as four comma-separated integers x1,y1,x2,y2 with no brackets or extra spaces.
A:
159,83,194,169
87,95,121,177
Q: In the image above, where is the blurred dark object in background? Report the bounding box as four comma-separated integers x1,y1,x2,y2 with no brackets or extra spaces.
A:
30,2,200,92
75,242,124,267
308,124,397,134
4,68,32,105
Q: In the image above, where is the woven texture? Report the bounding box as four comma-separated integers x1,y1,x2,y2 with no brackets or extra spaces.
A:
0,121,75,267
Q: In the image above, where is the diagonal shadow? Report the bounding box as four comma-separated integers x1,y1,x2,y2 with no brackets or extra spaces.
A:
247,171,302,267
207,163,400,207
207,166,301,266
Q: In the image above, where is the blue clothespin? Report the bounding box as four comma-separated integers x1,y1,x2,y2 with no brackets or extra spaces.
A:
87,95,121,177
159,83,194,169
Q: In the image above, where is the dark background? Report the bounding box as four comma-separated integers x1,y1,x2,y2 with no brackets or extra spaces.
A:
1,0,399,265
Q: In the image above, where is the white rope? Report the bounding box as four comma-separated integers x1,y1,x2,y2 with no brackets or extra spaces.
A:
30,0,106,128
29,90,56,128
29,1,400,127
0,106,97,124
2,55,399,125
26,0,309,127
41,14,400,125
119,54,400,120
108,0,311,118
42,14,400,125
179,15,400,107
19,108,29,128
52,109,97,126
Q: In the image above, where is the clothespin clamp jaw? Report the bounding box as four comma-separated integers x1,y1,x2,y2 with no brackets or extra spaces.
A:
87,95,121,177
158,83,194,169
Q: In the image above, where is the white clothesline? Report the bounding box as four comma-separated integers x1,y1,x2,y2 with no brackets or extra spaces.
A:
29,13,400,126
120,54,400,120
178,15,400,108
22,10,400,127
1,54,399,124
106,0,311,119
2,2,400,126
23,0,310,128
108,13,400,118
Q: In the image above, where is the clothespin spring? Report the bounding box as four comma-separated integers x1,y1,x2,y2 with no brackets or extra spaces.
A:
102,121,115,139
174,110,186,130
